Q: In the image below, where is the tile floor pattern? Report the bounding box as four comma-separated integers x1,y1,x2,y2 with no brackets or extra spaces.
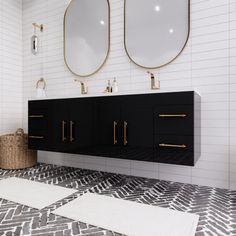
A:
0,163,235,236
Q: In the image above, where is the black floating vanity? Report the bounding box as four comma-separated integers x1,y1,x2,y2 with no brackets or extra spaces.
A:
28,91,201,166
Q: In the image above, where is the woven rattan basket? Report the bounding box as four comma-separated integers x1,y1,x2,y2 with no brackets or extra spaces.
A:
0,129,37,170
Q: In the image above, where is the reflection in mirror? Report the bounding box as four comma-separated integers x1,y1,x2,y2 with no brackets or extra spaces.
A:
64,0,110,77
124,0,189,69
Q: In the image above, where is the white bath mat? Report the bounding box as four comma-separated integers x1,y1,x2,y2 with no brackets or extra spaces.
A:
53,193,199,236
0,177,77,209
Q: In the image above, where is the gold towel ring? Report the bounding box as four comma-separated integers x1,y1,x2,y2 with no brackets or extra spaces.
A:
36,78,46,90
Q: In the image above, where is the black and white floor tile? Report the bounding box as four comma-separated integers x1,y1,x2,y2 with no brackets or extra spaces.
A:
0,163,235,236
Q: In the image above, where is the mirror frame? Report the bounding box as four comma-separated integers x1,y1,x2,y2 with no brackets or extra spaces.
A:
124,0,190,69
64,0,111,77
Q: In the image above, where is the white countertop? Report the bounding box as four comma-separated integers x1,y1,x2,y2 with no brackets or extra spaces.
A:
29,89,196,101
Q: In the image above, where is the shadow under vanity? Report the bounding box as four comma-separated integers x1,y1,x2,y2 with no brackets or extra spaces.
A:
28,91,200,166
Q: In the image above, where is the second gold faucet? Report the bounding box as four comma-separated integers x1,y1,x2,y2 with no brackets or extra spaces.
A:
147,71,160,90
74,79,88,95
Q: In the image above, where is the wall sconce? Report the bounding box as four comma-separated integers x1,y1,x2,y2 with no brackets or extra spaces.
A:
32,23,44,32
31,23,44,55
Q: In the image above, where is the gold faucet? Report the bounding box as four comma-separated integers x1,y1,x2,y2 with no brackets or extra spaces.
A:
74,79,88,94
147,71,160,90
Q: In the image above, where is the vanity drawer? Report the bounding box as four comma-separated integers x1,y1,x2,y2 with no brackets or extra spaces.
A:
28,104,50,131
28,131,48,150
154,135,194,166
28,116,47,131
154,105,193,135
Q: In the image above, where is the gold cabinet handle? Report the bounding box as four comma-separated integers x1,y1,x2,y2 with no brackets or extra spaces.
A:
159,144,187,148
62,120,66,142
159,114,187,118
124,121,128,146
113,121,118,145
29,115,44,118
70,121,75,142
29,136,44,139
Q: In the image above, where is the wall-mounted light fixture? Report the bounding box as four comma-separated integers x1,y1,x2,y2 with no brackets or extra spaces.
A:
32,23,44,32
31,23,44,55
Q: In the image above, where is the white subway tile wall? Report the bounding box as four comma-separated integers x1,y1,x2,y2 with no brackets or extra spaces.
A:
230,0,236,190
20,0,236,189
0,0,23,135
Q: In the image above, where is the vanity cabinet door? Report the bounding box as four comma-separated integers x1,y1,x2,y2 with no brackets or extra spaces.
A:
67,98,97,155
49,99,69,152
120,97,154,162
48,98,97,154
96,97,122,158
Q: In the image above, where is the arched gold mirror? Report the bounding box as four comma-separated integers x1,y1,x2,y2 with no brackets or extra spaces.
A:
124,0,190,69
64,0,110,77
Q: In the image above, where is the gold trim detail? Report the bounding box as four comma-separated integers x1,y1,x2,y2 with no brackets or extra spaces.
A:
62,121,66,142
29,136,44,139
113,121,118,145
70,121,75,142
63,0,111,77
124,0,190,69
159,144,187,148
124,121,128,146
29,115,44,118
159,114,187,118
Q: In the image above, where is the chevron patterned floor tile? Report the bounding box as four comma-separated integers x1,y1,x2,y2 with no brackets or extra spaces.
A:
0,163,235,236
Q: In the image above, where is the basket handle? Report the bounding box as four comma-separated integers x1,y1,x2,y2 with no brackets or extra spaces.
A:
14,128,24,137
